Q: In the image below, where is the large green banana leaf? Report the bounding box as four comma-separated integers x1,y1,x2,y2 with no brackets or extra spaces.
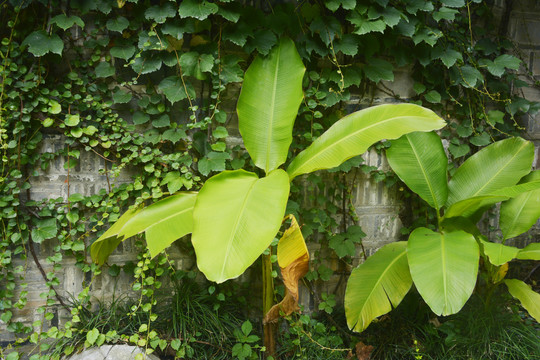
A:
490,178,540,197
91,206,142,265
286,104,446,180
118,192,197,258
237,37,305,174
500,171,540,240
443,195,509,220
407,228,479,316
192,169,289,283
479,238,519,266
447,137,534,206
345,242,412,332
386,131,448,210
505,279,540,322
516,243,540,260
443,179,540,221
90,192,197,264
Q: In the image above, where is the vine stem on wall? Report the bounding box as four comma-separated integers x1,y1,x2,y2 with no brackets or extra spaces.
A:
24,202,70,312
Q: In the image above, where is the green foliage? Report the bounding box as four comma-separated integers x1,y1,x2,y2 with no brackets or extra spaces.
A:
328,225,365,259
232,320,262,360
1,0,538,357
237,37,305,174
34,258,246,360
92,40,444,287
318,293,337,314
407,228,479,316
192,169,290,283
345,242,412,332
386,132,448,210
154,270,245,359
345,131,540,332
21,31,63,56
277,310,350,360
357,291,540,360
286,104,445,180
91,192,197,263
500,171,540,240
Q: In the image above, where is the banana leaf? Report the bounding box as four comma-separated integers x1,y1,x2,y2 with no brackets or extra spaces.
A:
192,169,289,283
287,104,445,180
237,37,305,174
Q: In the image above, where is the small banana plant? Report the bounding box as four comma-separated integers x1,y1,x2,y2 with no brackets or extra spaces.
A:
345,131,540,332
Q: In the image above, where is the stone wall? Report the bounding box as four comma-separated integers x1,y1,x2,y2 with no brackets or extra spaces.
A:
492,0,540,246
2,0,540,343
509,0,540,147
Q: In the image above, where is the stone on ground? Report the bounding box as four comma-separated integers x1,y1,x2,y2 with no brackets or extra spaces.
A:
67,345,160,360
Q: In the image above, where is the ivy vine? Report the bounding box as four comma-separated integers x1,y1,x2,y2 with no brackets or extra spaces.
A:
0,0,538,358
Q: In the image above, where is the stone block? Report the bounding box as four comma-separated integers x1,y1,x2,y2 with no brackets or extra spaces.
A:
509,12,540,46
345,95,404,115
376,66,416,100
531,51,540,77
511,0,540,12
63,266,85,297
29,135,132,201
91,271,137,304
351,178,398,208
355,213,402,256
519,85,540,104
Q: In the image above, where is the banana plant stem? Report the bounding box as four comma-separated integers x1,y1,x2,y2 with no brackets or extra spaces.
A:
262,252,276,358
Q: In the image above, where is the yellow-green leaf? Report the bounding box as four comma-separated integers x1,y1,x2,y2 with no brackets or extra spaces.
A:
287,104,446,180
237,37,305,174
407,228,479,316
505,279,540,323
345,242,412,332
192,170,289,283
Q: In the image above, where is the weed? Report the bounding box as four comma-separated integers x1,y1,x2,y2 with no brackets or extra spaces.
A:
277,309,351,360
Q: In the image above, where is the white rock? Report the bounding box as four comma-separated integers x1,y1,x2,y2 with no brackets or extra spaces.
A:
66,345,160,360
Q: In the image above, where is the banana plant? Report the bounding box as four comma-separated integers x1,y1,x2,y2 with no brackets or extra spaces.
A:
91,38,446,286
345,131,540,332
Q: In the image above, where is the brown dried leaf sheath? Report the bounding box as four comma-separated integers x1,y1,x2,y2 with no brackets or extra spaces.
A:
263,215,309,324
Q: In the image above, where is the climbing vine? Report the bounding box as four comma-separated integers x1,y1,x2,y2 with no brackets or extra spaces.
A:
0,0,538,358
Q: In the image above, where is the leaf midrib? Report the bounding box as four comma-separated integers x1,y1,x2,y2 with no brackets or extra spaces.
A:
357,249,406,328
470,142,529,198
440,233,448,314
121,197,194,238
265,45,281,174
503,192,531,240
408,135,440,210
518,248,540,259
219,178,258,280
289,113,435,178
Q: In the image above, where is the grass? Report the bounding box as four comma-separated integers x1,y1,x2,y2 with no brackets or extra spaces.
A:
357,289,540,360
47,270,245,359
153,270,244,359
42,264,540,360
48,293,150,358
